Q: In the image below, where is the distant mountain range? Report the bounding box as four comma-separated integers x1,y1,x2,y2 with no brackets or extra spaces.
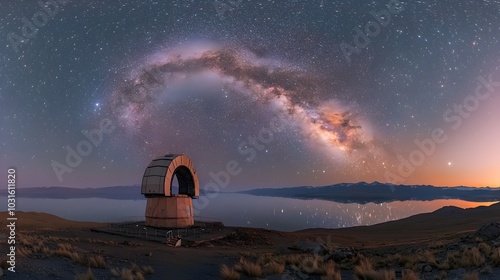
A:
0,185,214,200
0,186,145,200
2,182,499,203
239,181,500,204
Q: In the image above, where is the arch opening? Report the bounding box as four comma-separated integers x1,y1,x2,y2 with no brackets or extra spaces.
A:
171,166,196,196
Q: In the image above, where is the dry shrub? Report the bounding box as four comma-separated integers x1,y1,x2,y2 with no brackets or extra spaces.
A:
354,255,373,275
141,265,155,275
422,250,438,267
447,247,485,269
234,258,262,277
0,258,8,269
385,253,401,265
492,247,500,266
480,265,493,274
109,263,154,280
398,254,418,269
478,242,492,255
110,267,134,280
318,260,336,276
19,236,35,247
300,255,323,274
256,253,274,265
87,238,118,246
130,263,142,274
398,250,436,269
75,268,95,280
239,251,258,258
438,254,453,270
321,260,341,280
283,254,302,266
321,270,342,280
54,243,81,263
429,240,447,249
58,243,72,251
135,272,145,280
354,255,395,280
433,270,447,280
220,264,240,280
354,269,395,280
463,271,479,280
86,255,106,268
463,247,485,268
17,247,33,257
402,269,419,280
381,270,396,280
262,261,285,275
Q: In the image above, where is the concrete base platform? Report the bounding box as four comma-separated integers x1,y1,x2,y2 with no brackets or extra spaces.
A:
91,220,230,247
145,195,194,228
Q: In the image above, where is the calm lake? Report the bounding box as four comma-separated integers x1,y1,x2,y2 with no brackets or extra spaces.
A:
15,193,497,231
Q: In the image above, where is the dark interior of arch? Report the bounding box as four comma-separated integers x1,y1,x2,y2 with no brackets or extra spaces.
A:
171,166,195,197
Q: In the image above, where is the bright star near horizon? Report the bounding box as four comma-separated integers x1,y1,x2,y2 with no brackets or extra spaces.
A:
448,162,452,166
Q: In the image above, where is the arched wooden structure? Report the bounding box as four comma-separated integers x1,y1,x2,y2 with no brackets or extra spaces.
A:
141,154,199,228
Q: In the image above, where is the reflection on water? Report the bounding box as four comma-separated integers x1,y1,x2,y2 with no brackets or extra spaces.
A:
17,194,497,231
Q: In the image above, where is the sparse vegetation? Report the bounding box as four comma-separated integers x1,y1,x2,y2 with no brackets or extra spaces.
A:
463,271,479,280
87,238,119,246
16,232,161,280
433,270,447,280
462,247,485,268
322,270,342,280
493,247,500,266
75,268,95,280
282,253,302,266
354,255,373,276
354,255,395,280
13,221,500,280
225,253,342,279
111,267,135,280
0,257,8,269
86,255,106,268
234,258,262,277
300,254,322,274
17,234,111,269
141,265,155,275
262,261,285,275
478,242,492,255
220,264,240,280
398,250,436,269
54,243,82,263
402,269,419,280
480,265,493,274
110,264,151,280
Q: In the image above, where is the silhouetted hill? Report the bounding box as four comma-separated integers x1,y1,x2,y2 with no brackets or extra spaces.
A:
240,182,500,204
298,202,500,246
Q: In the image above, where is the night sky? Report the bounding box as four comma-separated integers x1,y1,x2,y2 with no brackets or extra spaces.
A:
1,0,499,189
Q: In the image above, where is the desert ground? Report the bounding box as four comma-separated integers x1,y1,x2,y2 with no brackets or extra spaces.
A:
1,203,500,280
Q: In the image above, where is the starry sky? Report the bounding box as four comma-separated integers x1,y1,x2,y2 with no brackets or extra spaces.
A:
1,0,499,189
